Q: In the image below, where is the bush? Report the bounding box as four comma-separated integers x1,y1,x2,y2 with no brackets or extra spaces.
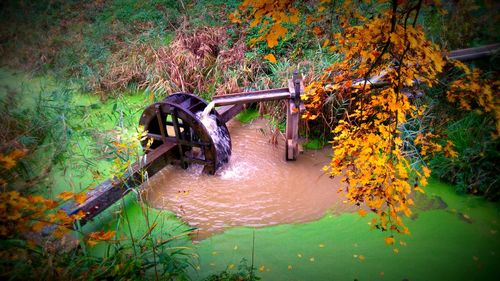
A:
430,112,500,200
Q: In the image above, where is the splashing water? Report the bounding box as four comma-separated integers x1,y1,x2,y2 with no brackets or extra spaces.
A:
197,103,231,169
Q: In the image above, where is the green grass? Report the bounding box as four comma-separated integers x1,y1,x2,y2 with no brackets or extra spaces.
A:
236,108,260,124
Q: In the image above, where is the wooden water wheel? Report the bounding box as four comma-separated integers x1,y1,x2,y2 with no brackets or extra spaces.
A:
139,93,231,174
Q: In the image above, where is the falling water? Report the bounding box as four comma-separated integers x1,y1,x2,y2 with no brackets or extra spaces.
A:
196,102,231,169
202,101,215,117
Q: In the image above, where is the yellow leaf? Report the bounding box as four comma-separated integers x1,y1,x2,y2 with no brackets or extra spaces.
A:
0,154,16,169
87,239,98,247
422,166,431,177
264,54,277,63
393,248,399,254
288,265,293,270
358,255,365,261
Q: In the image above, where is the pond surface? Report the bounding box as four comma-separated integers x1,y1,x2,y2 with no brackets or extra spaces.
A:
144,118,351,239
141,117,499,281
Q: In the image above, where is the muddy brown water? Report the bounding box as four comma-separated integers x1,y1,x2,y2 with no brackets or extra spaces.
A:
144,118,350,239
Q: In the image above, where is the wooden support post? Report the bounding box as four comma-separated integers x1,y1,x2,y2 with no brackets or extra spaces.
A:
285,72,304,161
285,99,299,160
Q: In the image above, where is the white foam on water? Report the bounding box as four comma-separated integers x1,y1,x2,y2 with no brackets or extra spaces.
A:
217,161,257,180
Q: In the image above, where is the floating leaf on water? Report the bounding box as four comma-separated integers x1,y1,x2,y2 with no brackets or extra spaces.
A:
309,257,315,262
393,248,399,254
259,265,265,272
384,237,395,245
288,265,293,270
297,253,302,258
228,264,235,270
319,244,325,248
211,251,218,256
358,209,368,217
380,271,385,276
358,255,365,261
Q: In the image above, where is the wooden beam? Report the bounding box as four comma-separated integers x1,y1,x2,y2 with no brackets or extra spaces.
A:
448,43,500,61
212,88,291,106
216,104,244,123
64,142,177,226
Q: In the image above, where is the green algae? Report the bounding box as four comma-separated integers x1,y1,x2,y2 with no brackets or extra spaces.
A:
192,179,500,281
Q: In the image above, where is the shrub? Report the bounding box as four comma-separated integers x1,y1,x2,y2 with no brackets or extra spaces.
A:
430,112,500,200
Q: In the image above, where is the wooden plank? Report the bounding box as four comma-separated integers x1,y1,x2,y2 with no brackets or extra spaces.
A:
64,142,177,226
212,89,290,106
448,43,500,61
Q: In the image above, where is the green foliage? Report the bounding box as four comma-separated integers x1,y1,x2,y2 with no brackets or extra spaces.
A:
430,112,500,200
303,138,325,150
421,0,500,49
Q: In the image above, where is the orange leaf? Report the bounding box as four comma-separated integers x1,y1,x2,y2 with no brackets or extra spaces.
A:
312,26,322,36
384,237,395,245
322,39,330,48
74,193,87,205
358,209,368,217
44,199,59,209
264,54,277,63
89,230,116,241
58,191,74,200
